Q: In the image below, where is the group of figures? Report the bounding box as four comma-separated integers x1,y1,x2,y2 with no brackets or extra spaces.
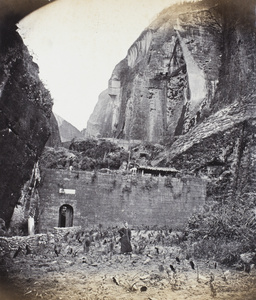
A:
118,222,132,254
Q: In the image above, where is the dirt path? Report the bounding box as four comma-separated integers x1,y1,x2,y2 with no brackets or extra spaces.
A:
1,253,256,300
1,230,256,300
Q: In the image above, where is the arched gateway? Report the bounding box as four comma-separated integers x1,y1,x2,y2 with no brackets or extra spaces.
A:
58,204,73,227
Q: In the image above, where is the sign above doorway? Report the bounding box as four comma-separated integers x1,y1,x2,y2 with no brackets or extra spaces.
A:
59,188,76,195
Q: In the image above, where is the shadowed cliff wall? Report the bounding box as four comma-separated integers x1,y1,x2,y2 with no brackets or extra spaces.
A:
0,1,55,226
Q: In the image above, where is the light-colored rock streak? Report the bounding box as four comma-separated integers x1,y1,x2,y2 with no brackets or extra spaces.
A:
111,95,120,129
175,30,207,111
127,31,153,68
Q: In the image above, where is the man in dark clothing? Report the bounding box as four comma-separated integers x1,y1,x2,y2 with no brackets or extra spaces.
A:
118,222,132,254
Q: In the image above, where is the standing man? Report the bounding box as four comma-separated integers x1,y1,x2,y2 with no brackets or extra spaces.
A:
118,221,132,254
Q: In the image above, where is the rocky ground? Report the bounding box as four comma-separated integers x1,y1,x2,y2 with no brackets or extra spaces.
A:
0,228,256,300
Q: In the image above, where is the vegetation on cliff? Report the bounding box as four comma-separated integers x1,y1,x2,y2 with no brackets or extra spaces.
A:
184,198,256,266
40,139,129,171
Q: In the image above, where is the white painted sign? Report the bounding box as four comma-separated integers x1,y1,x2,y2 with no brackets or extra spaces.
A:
59,188,76,195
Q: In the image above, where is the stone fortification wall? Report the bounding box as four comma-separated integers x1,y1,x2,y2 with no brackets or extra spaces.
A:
38,169,206,232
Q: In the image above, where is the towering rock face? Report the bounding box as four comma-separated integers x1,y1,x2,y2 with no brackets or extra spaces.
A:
0,17,53,226
87,0,256,203
87,0,255,142
163,0,256,203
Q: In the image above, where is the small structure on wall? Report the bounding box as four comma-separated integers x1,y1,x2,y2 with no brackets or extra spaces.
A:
137,166,180,177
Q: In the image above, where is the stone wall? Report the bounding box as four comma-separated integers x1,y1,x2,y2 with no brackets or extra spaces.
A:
38,169,206,232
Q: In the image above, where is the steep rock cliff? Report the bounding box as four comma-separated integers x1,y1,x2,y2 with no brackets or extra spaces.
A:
164,0,256,203
87,0,256,203
0,18,53,226
88,0,255,141
87,89,118,138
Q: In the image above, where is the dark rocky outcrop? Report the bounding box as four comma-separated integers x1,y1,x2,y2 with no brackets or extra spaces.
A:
87,0,256,204
0,13,53,226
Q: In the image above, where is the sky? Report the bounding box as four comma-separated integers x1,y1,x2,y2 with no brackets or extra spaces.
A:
18,0,183,130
